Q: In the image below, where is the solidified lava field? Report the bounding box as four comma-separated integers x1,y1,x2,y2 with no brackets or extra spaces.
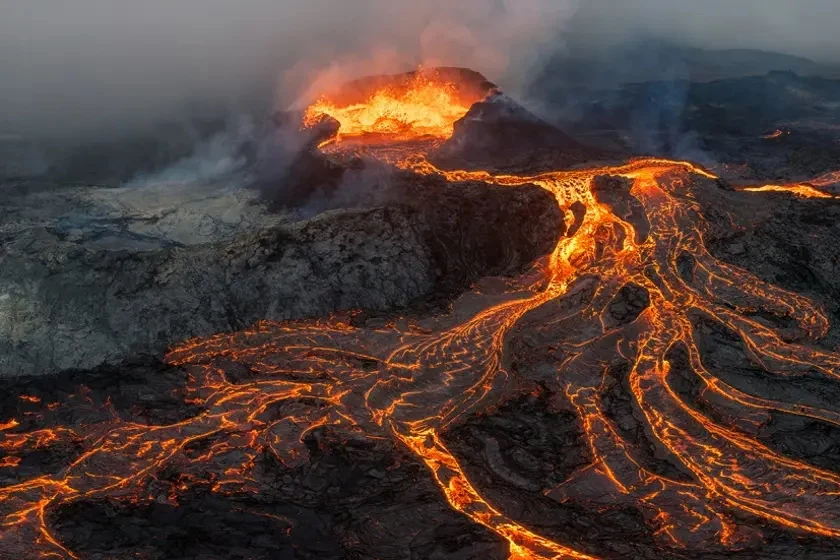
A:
4,67,840,559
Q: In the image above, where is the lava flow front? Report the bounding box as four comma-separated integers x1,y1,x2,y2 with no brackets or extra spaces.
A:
3,70,840,560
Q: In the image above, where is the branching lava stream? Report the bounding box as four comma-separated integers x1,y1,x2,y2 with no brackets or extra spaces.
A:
3,74,840,559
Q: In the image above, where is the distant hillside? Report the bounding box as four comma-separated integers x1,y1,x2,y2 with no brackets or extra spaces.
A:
529,67,840,179
653,46,834,82
531,39,840,92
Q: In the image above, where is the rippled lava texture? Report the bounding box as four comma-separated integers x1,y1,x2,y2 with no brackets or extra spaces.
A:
3,68,840,560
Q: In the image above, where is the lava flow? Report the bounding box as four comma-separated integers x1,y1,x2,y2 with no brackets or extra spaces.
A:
741,183,836,199
762,129,790,139
3,72,840,559
739,169,840,199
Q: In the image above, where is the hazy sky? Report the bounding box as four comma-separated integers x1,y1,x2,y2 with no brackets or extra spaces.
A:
571,0,840,59
1,1,838,138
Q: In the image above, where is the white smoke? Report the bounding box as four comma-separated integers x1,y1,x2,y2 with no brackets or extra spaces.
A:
124,116,256,187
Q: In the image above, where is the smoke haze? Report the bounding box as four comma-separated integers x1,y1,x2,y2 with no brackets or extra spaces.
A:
0,0,578,139
2,0,838,140
570,0,840,62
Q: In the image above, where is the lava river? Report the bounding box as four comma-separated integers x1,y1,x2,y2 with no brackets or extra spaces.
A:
3,72,840,559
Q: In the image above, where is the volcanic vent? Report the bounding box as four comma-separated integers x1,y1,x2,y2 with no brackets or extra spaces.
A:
300,66,592,171
303,67,496,143
3,66,840,560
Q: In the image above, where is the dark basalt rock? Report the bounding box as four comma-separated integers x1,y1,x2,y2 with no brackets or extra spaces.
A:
45,429,507,560
0,356,197,430
608,283,651,324
252,112,346,209
396,173,564,293
434,93,606,172
592,175,651,243
693,176,840,342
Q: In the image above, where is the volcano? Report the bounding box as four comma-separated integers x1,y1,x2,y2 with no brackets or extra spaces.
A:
3,66,840,560
300,67,595,170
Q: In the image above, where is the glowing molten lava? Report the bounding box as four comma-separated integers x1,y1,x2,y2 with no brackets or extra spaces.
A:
742,184,835,199
302,72,474,142
762,129,789,139
740,170,840,199
4,75,840,560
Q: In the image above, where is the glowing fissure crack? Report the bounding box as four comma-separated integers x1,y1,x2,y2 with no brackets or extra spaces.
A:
3,76,840,559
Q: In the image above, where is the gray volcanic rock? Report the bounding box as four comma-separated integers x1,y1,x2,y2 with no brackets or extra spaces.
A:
0,178,281,250
0,179,562,377
434,93,606,172
396,173,566,292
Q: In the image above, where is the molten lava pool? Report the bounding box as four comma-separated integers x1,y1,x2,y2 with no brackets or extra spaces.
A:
302,68,490,143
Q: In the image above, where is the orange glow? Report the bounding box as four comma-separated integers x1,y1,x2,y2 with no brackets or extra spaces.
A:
762,129,789,139
4,74,840,559
742,184,836,199
812,170,840,187
0,457,21,468
740,168,840,199
302,72,473,142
